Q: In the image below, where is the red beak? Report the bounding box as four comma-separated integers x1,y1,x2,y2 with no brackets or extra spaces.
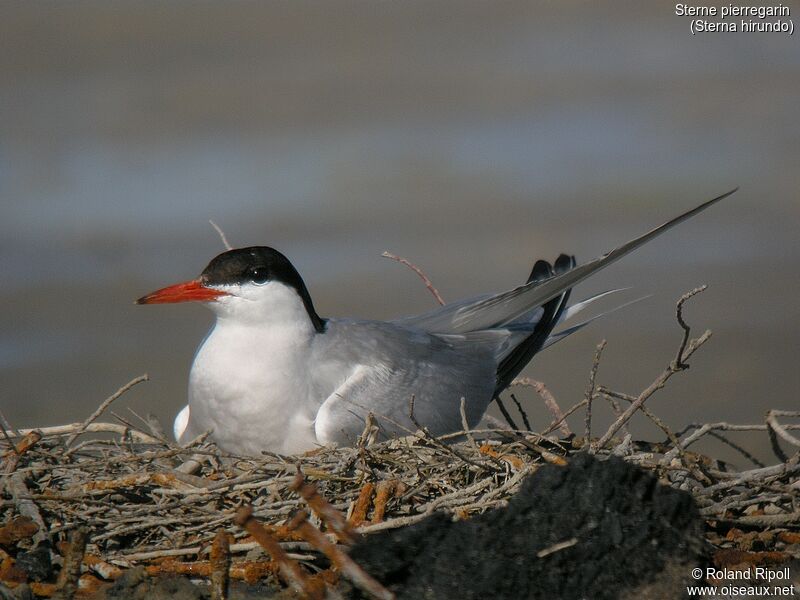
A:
136,279,229,304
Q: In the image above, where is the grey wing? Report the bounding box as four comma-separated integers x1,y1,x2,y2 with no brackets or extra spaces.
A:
393,190,735,335
311,320,499,447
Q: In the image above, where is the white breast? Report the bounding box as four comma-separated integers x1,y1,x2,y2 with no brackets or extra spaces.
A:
186,282,323,455
173,405,190,441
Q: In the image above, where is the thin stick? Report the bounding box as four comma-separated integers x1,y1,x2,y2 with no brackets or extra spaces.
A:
494,396,520,431
593,329,711,452
511,378,570,436
289,510,395,600
584,340,606,449
536,537,578,558
209,220,233,250
460,397,479,451
0,410,19,455
210,530,231,600
540,399,588,437
291,470,359,545
509,394,532,432
3,430,42,474
675,285,707,368
382,251,445,305
5,473,49,545
598,388,681,456
234,506,324,599
409,397,497,472
766,410,800,448
593,289,711,452
65,374,149,447
2,422,162,444
56,527,89,597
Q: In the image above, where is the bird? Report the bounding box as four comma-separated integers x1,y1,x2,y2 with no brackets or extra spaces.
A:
137,189,736,456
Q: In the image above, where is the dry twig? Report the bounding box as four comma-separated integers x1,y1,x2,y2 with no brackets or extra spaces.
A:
584,340,606,445
64,374,150,447
381,251,445,305
592,287,711,451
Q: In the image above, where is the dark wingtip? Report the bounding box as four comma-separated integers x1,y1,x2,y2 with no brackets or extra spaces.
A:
554,254,575,274
528,260,553,283
718,187,738,200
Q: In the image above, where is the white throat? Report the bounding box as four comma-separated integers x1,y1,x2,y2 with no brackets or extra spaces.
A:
186,281,321,455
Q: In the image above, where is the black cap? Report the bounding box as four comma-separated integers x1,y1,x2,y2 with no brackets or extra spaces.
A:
201,246,326,333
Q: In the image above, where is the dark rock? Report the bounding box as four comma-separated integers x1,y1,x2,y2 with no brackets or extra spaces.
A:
348,453,706,599
12,584,33,600
0,583,33,600
105,566,208,600
14,545,52,582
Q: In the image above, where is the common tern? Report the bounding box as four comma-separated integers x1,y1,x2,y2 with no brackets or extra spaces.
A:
137,190,735,456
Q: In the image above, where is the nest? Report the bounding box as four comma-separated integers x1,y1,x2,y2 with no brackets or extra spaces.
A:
1,287,798,598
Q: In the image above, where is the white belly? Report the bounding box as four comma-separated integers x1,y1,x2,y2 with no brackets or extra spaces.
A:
188,321,319,455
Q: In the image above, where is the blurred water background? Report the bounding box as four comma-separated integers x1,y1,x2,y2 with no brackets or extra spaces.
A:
1,2,798,464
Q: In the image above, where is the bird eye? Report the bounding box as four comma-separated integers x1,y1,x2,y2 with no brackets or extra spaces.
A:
248,267,270,285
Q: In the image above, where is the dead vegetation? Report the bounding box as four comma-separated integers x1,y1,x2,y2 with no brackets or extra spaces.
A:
1,285,798,598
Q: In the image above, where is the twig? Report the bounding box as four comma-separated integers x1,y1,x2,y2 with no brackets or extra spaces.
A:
714,512,800,528
494,396,520,431
56,527,88,597
371,480,399,525
598,388,681,456
766,410,800,448
65,374,149,447
584,340,606,448
409,396,498,472
382,251,445,305
291,470,359,545
460,397,479,451
540,399,588,437
0,410,20,455
509,394,532,432
593,289,711,452
3,430,42,473
349,483,375,527
210,530,230,600
511,378,569,436
234,505,325,599
2,422,162,444
140,412,168,441
288,510,395,600
536,537,578,558
601,392,629,438
675,285,707,369
356,413,379,449
209,220,233,250
4,473,49,545
697,461,800,497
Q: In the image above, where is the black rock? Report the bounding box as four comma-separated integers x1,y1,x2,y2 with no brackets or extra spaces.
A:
14,545,52,583
348,452,706,599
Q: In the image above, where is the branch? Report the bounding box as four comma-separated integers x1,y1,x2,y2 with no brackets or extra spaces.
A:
65,374,149,447
382,251,445,305
584,340,606,446
675,285,707,369
592,287,711,452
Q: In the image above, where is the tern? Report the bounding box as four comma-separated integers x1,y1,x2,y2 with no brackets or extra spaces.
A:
137,190,735,456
